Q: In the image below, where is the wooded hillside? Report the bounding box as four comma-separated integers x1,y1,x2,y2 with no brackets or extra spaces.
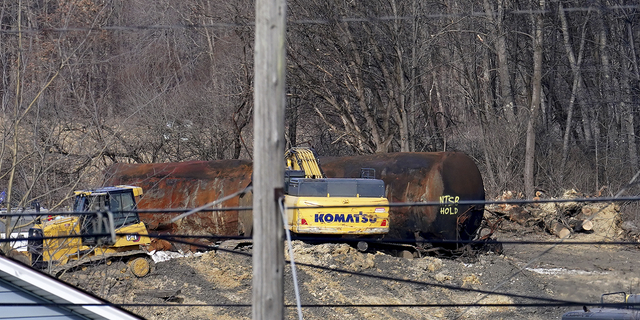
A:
0,0,638,210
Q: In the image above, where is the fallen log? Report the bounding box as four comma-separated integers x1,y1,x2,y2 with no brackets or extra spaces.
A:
548,221,571,238
574,219,594,232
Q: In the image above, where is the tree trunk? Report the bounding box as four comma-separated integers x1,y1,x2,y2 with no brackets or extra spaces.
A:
524,0,545,199
391,0,410,152
483,0,516,124
558,2,588,183
480,45,497,190
409,0,418,152
2,0,21,254
625,22,639,172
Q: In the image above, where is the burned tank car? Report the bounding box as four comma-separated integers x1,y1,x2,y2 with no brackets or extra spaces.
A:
319,152,485,242
103,152,484,243
103,160,254,237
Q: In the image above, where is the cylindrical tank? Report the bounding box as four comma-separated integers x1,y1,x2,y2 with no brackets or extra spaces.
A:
320,152,485,241
103,152,484,242
104,160,253,237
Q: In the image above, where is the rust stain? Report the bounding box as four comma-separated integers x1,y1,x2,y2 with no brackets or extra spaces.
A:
319,152,484,241
104,160,253,238
103,152,484,243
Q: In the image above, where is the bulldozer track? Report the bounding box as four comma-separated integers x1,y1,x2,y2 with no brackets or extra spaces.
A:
51,249,149,276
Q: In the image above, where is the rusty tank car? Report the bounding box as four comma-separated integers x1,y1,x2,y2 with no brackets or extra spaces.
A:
320,152,484,242
103,152,485,245
103,159,254,238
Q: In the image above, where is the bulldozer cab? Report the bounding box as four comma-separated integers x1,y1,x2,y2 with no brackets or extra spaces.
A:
73,186,143,245
28,185,151,272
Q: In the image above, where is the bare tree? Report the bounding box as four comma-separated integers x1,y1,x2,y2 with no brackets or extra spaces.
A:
558,2,590,184
524,0,545,198
483,0,517,124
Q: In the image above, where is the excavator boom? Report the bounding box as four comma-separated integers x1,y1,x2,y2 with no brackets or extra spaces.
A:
285,147,325,178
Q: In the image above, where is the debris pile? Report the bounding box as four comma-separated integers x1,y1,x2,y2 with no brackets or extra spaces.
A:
487,190,622,239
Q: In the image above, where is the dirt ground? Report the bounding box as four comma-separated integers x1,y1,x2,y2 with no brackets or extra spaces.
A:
59,203,640,320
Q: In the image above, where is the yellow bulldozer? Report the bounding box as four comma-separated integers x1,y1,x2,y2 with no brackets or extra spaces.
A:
283,148,390,237
28,185,153,277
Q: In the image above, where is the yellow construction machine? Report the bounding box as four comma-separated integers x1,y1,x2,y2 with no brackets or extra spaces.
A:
28,185,153,277
283,148,389,236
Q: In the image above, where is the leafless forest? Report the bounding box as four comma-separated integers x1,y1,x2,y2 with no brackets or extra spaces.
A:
0,0,639,216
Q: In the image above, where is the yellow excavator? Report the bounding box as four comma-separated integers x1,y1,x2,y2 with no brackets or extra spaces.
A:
283,148,389,236
28,185,153,277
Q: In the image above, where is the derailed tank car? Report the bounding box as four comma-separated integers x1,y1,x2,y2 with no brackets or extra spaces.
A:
104,152,485,243
320,152,484,241
104,160,254,237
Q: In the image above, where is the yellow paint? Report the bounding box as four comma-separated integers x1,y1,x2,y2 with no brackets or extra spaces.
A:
284,195,389,235
439,194,460,215
128,257,151,277
34,217,150,266
284,147,325,178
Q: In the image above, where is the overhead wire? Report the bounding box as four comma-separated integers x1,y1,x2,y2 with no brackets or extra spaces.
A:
0,4,638,34
5,193,640,249
5,192,640,251
109,234,605,307
278,197,304,320
6,213,638,311
0,1,638,315
3,189,640,312
7,232,638,310
2,301,639,308
168,186,252,223
0,233,606,309
3,194,640,218
5,232,640,247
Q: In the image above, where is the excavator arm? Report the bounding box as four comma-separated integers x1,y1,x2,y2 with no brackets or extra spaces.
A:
284,147,325,178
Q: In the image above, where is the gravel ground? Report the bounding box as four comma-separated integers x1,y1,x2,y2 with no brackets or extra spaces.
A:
59,216,640,320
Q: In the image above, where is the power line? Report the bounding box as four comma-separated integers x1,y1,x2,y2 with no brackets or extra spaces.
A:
151,234,640,246
1,301,636,308
7,228,636,311
108,235,599,306
5,195,638,313
454,170,640,319
0,4,638,34
4,230,640,247
2,194,639,218
2,234,600,311
0,220,627,253
5,231,640,247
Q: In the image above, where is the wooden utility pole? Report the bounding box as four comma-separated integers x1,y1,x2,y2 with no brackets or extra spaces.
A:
253,0,286,318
